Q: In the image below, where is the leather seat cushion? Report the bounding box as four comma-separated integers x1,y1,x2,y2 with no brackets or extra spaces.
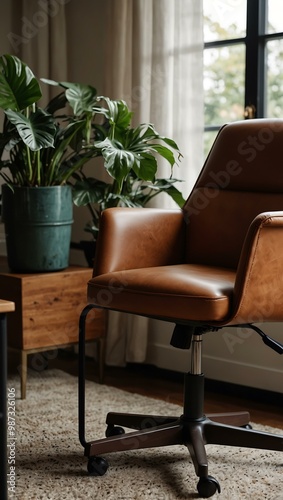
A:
87,264,236,323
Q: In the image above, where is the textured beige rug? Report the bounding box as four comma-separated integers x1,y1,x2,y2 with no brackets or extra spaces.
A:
7,368,283,500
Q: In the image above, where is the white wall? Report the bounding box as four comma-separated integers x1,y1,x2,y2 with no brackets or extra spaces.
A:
145,319,283,393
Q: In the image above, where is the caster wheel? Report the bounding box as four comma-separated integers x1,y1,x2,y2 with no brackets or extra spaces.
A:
242,424,253,429
87,456,109,476
197,475,221,498
105,425,125,437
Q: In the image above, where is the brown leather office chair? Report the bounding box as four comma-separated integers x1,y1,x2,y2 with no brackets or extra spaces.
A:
78,118,283,498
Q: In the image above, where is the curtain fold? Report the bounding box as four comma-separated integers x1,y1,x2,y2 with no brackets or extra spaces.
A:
12,0,68,101
103,0,204,366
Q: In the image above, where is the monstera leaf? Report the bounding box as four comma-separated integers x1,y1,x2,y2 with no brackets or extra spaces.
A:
5,108,56,151
41,78,97,115
93,122,180,191
0,54,42,111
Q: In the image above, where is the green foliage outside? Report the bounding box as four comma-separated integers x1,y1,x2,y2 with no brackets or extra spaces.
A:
204,11,283,156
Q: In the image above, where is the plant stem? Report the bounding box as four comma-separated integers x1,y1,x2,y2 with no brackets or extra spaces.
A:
36,150,41,185
111,179,120,195
85,113,92,144
26,146,33,183
24,106,33,183
87,202,99,223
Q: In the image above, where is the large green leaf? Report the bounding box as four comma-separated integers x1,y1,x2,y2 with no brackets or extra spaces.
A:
147,179,186,207
44,91,67,115
163,184,186,207
121,125,179,167
0,54,42,111
108,99,133,131
72,177,110,206
150,144,176,167
132,123,158,140
41,78,97,115
5,108,56,151
94,128,177,187
132,152,157,181
94,97,133,137
94,138,134,188
46,120,87,181
65,85,97,115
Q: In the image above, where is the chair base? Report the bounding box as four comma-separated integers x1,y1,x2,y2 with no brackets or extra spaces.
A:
84,409,283,498
78,310,283,498
85,410,283,473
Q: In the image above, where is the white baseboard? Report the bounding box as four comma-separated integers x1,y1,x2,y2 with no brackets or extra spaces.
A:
202,355,283,393
146,342,283,393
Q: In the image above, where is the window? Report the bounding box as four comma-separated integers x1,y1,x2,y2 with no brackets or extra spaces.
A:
203,0,283,154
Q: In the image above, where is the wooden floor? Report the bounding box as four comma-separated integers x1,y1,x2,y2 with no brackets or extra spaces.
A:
46,349,283,431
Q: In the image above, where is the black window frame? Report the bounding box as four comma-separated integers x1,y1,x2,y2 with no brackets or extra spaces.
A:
204,0,283,135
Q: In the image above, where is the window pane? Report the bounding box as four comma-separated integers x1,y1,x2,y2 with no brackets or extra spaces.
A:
267,0,283,34
203,0,246,42
266,39,283,117
204,44,246,126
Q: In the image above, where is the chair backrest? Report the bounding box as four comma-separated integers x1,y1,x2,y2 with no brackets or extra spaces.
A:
183,119,283,269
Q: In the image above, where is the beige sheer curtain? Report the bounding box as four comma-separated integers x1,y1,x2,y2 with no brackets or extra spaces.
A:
10,0,68,100
103,0,204,366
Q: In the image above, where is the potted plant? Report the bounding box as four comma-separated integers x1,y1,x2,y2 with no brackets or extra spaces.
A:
67,96,186,265
0,54,99,272
0,54,185,271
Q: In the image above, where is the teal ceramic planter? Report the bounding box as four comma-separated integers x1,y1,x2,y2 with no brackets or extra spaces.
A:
1,184,73,272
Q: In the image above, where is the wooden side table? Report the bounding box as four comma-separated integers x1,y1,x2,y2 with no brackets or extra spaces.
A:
0,299,15,500
0,264,106,399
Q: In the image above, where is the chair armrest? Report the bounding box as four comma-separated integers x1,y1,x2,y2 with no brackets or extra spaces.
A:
232,211,283,323
94,207,186,275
